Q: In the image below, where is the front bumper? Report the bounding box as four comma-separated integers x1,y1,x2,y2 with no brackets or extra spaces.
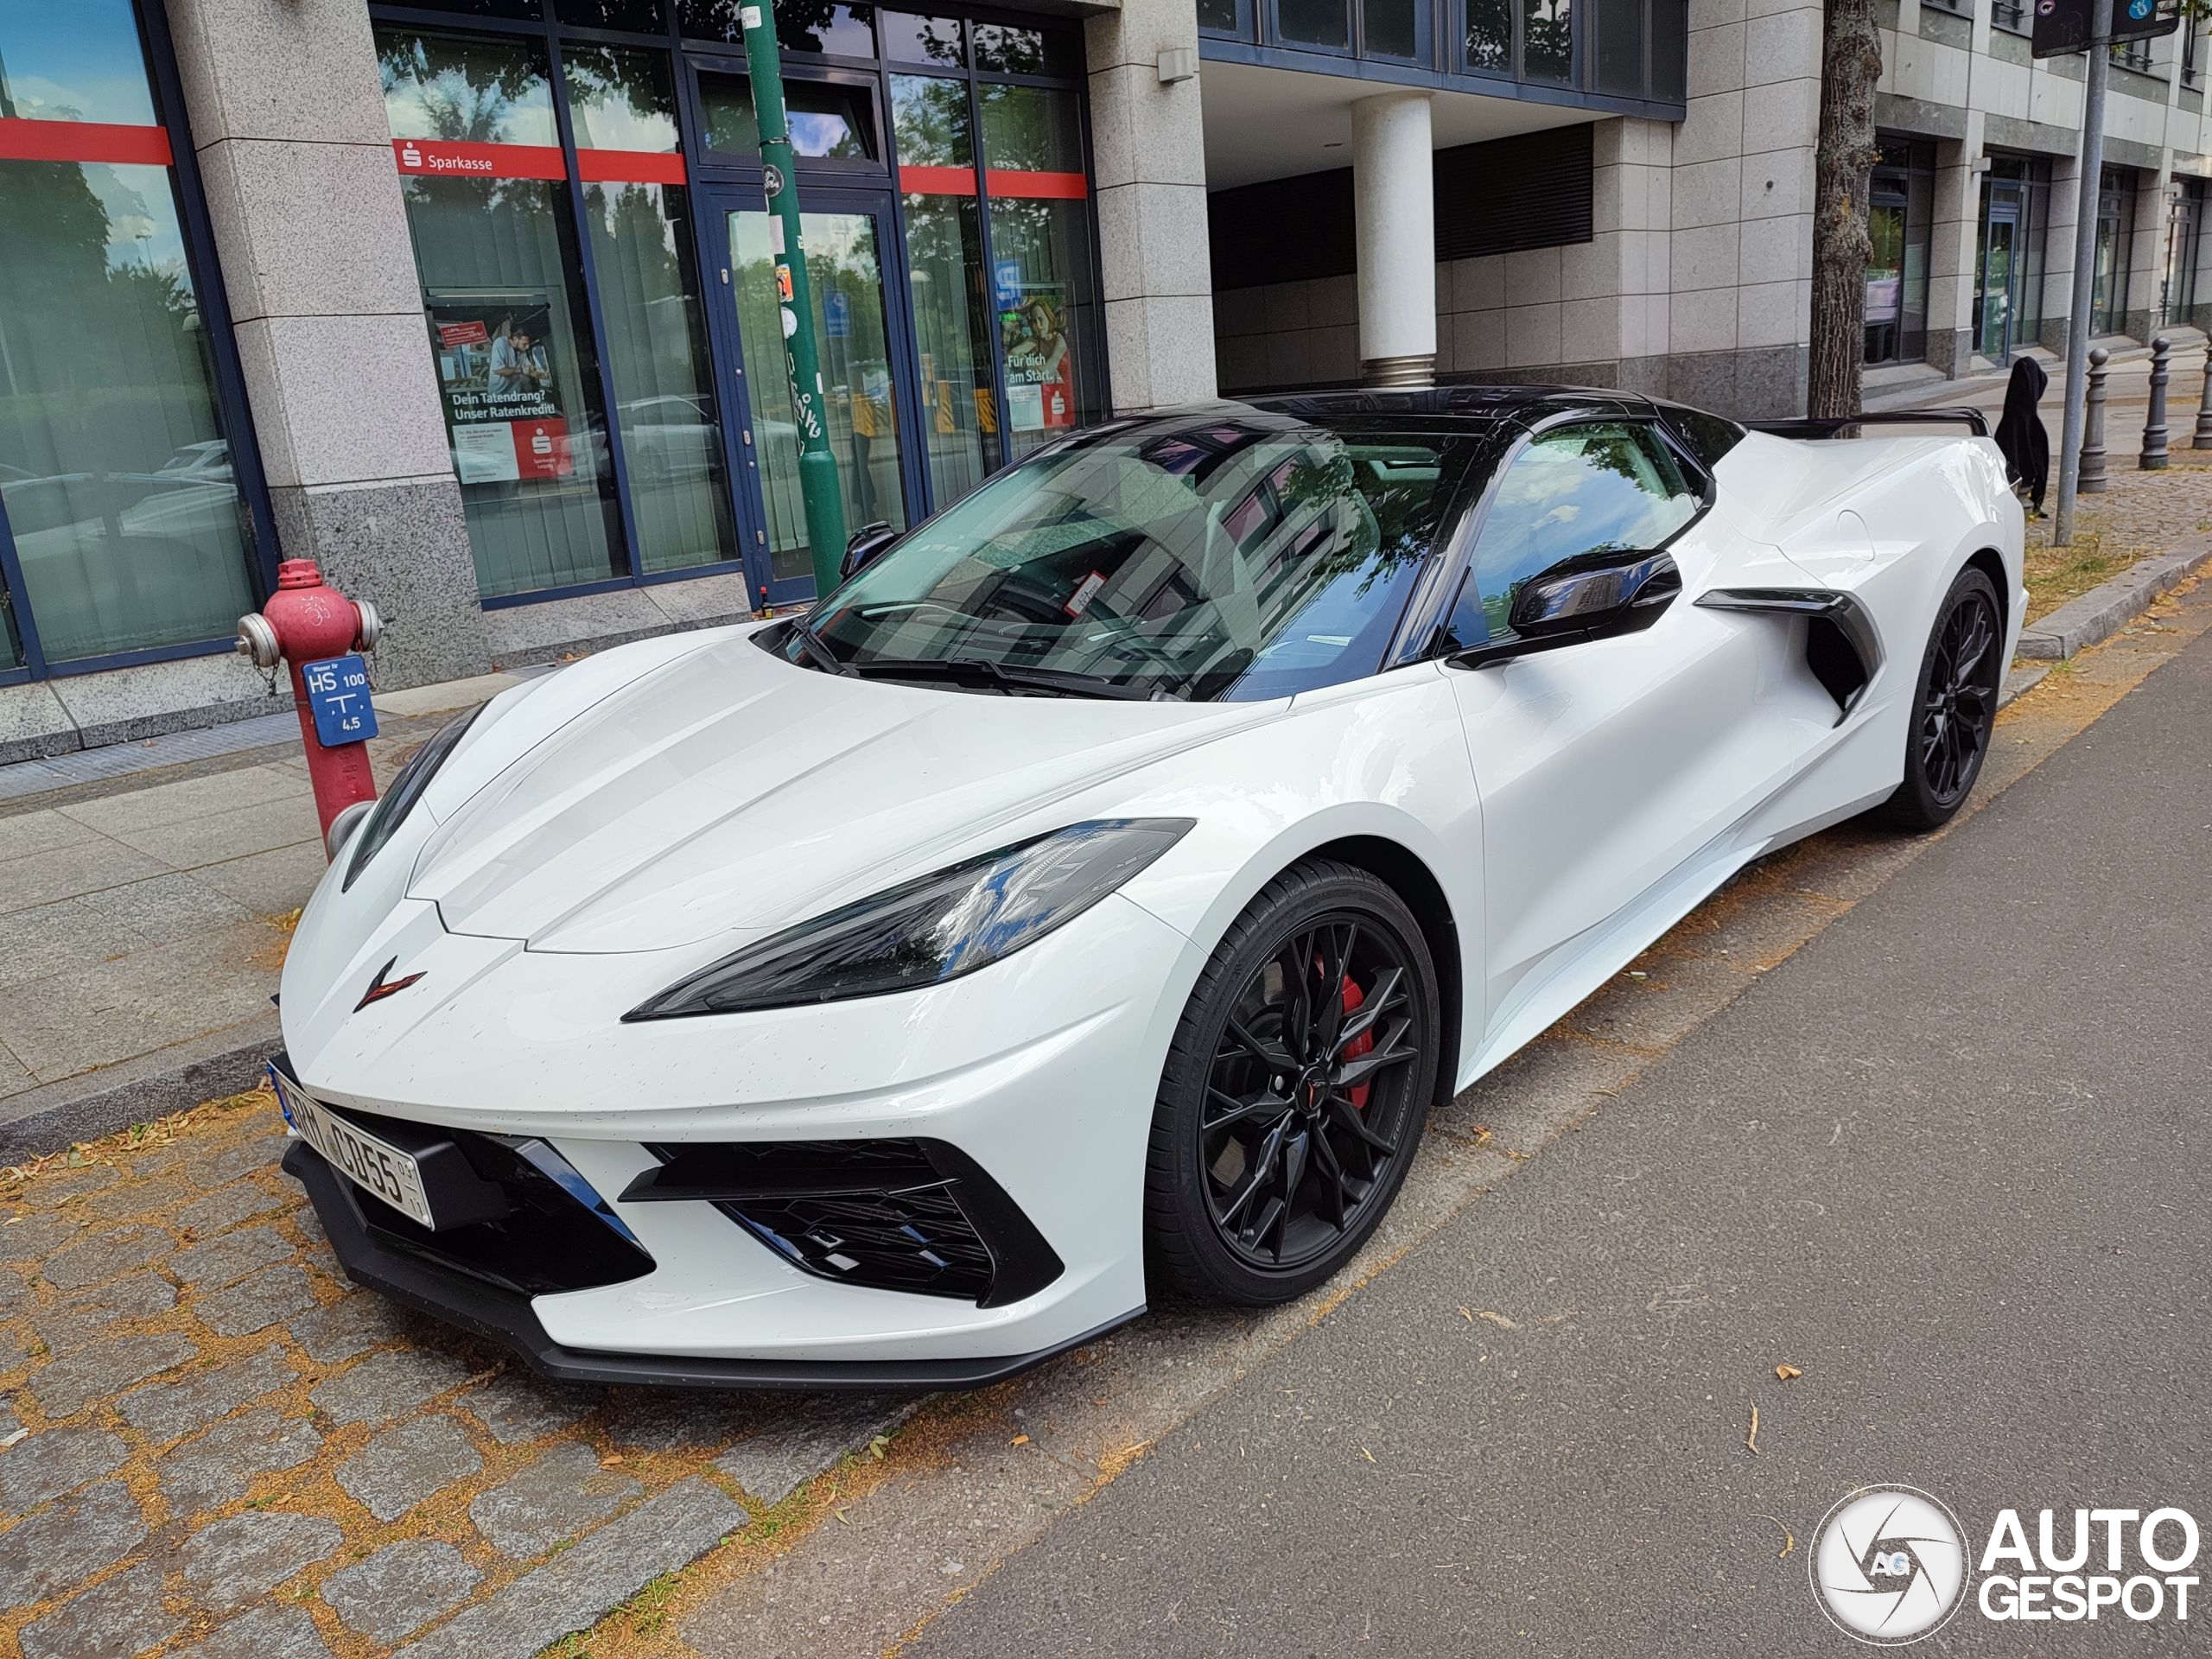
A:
287,1140,1136,1389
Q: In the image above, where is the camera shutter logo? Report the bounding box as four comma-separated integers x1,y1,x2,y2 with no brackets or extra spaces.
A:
1810,1486,1972,1644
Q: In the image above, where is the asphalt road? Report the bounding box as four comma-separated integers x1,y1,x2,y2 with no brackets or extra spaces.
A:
906,632,2212,1656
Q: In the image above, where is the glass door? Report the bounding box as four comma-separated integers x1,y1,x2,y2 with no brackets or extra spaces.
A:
714,194,917,601
1976,194,2021,364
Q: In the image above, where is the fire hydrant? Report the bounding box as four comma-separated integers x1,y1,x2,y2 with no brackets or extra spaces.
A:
236,560,384,859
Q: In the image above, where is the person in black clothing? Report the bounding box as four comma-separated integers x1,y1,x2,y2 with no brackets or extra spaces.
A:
1993,355,2050,517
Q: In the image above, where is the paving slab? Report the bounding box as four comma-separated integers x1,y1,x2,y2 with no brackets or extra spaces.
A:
336,1413,485,1521
0,1480,147,1607
117,1341,296,1442
469,1440,642,1557
179,1510,345,1611
30,1330,200,1418
0,836,170,916
97,795,321,869
0,1426,127,1511
32,1270,177,1354
0,809,99,863
309,1345,477,1428
170,1602,334,1659
322,1539,483,1645
157,1404,323,1516
54,763,311,839
715,1395,919,1509
17,1561,181,1659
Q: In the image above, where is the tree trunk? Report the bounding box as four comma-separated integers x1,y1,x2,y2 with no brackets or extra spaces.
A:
1808,0,1884,419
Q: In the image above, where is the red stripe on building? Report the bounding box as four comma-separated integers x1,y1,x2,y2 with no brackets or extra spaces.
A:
576,149,688,186
899,164,978,196
0,118,173,167
391,137,567,181
984,168,1088,200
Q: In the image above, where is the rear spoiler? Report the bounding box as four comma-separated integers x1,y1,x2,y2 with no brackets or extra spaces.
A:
1747,407,1990,440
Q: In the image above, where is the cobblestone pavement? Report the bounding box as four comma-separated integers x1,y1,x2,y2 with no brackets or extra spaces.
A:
0,1102,910,1659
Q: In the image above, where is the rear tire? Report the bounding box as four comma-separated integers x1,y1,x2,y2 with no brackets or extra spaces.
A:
1877,566,2003,833
1143,860,1440,1306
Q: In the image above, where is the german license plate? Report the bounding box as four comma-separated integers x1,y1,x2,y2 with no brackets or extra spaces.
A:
271,1065,435,1228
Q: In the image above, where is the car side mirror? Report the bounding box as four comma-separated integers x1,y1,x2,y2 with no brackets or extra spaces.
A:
839,521,898,582
1451,549,1681,669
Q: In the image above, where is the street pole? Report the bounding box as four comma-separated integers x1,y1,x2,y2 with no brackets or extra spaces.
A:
740,0,847,598
2054,15,2110,545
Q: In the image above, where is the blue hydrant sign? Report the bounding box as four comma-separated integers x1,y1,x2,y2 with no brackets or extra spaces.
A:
302,655,378,747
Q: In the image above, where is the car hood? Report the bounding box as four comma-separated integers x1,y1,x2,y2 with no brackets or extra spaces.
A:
408,627,1271,952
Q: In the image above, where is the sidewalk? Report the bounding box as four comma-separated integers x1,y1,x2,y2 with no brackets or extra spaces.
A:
0,675,534,1159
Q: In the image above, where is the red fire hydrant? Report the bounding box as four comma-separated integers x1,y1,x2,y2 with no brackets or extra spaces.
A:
236,559,384,859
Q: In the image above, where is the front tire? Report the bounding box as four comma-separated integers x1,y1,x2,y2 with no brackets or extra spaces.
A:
1877,565,2003,832
1143,860,1440,1305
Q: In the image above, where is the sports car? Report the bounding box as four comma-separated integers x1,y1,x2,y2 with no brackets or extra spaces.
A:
273,387,2024,1388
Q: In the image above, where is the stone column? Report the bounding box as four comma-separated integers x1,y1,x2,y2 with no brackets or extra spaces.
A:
164,0,488,689
1085,0,1216,411
1923,134,1982,376
2126,158,2177,341
1351,92,1436,386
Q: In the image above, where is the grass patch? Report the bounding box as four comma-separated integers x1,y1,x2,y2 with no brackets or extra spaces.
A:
2024,529,2137,624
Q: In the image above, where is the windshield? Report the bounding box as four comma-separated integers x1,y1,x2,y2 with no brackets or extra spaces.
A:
786,410,1472,701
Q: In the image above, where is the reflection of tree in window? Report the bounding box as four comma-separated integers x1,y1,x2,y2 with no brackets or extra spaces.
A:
1522,0,1573,81
1465,0,1511,68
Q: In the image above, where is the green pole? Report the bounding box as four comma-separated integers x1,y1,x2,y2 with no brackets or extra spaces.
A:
740,0,846,598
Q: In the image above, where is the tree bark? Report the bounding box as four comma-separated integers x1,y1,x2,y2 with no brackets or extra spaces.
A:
1808,0,1884,419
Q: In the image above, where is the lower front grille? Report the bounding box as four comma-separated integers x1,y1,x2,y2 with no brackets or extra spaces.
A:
623,1139,1062,1308
320,1104,655,1298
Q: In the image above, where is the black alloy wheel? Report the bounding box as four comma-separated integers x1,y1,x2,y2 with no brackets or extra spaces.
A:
1879,565,2004,831
1145,860,1440,1304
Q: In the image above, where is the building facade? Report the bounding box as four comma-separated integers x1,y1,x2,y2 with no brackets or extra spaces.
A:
0,0,2205,759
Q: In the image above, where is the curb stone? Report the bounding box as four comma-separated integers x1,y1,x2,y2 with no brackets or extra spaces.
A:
2015,537,2212,660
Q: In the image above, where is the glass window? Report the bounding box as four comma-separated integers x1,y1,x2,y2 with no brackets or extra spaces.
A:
881,11,965,65
378,0,544,17
1197,0,1243,32
1363,0,1419,57
1650,0,1685,98
380,27,627,599
565,47,741,576
730,208,907,582
1466,0,1511,70
971,23,1081,75
682,0,877,54
0,0,259,664
797,417,1470,702
695,72,877,159
893,75,996,505
1279,0,1353,48
1594,0,1643,93
979,85,1099,457
555,0,665,29
1522,0,1573,82
1463,424,1696,642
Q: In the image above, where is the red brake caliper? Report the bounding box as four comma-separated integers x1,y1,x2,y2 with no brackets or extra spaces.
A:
1339,976,1372,1109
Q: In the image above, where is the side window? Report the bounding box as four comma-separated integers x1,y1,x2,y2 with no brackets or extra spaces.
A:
1452,423,1700,645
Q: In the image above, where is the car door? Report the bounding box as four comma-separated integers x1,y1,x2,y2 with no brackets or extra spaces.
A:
1442,419,1832,1052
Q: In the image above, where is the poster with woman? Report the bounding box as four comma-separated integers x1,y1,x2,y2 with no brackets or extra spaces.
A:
999,289,1076,436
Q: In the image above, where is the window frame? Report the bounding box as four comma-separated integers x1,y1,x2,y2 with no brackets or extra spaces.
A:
0,0,281,686
1423,410,1715,667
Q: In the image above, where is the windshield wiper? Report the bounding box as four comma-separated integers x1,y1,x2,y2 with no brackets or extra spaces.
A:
788,620,850,677
847,656,1166,701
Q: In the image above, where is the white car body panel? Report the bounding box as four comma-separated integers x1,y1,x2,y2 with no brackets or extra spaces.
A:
279,399,2024,1377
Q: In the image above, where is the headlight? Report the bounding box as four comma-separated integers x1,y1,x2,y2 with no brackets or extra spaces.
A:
342,705,483,891
626,817,1193,1020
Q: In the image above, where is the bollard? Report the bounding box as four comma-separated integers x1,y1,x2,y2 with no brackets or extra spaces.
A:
2140,335,2171,469
2081,346,2110,494
2194,339,2212,448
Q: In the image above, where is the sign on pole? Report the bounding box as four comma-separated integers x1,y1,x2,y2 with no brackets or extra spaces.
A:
2033,0,2175,60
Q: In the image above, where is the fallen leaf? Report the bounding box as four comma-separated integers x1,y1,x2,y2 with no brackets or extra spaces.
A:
0,1427,26,1449
600,1454,626,1467
1746,1403,1760,1456
1010,1433,1030,1446
1776,1363,1802,1382
834,1507,850,1526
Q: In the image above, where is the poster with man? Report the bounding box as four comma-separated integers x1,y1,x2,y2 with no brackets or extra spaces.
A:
428,296,574,485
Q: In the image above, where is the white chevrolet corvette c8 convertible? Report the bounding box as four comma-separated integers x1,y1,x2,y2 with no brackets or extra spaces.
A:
273,387,2024,1388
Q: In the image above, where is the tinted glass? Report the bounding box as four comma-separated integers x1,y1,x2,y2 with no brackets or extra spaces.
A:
1197,0,1243,31
971,23,1081,74
799,416,1470,702
980,85,1096,455
881,10,965,64
0,0,259,664
1522,0,1573,81
1462,423,1696,640
555,0,665,28
1364,0,1419,57
565,48,741,576
1279,0,1353,48
380,28,628,597
696,70,759,156
680,0,875,51
1594,0,1643,92
697,73,876,158
893,75,997,504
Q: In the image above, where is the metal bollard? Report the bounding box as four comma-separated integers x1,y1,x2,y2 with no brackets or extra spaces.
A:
2194,339,2212,448
2081,346,2110,494
2140,335,2171,469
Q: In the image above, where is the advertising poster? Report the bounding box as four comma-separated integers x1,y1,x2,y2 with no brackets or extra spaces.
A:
428,296,574,485
1000,285,1076,435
